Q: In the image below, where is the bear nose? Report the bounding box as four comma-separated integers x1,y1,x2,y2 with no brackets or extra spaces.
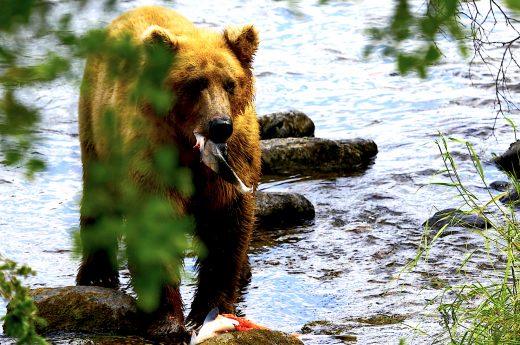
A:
208,118,233,143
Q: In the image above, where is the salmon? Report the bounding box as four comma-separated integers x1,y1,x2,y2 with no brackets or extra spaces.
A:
189,308,238,345
189,307,358,344
193,131,254,194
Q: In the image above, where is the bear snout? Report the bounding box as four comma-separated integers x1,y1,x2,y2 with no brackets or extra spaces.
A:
208,118,233,143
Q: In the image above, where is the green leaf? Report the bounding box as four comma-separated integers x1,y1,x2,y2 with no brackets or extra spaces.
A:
425,44,441,63
506,0,520,11
420,17,437,38
0,0,36,32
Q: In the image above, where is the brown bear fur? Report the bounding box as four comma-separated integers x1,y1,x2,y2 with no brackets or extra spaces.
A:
77,5,261,338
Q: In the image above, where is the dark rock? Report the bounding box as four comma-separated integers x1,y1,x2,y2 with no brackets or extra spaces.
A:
255,191,315,227
200,329,303,345
499,189,520,206
260,137,378,175
490,180,510,192
8,286,142,335
258,110,314,140
423,208,489,230
493,140,520,174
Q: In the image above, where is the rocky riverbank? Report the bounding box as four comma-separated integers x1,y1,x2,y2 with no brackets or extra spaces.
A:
4,286,302,345
256,110,377,227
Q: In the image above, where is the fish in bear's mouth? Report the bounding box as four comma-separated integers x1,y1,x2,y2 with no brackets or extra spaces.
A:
193,130,253,194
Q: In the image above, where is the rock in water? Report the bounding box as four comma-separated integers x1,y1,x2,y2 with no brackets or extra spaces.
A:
6,286,142,335
423,208,489,230
4,287,301,345
255,192,315,227
260,137,378,175
493,140,520,174
199,329,303,345
500,189,520,206
489,180,510,192
258,110,315,139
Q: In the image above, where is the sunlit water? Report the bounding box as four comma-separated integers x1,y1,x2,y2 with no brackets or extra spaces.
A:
1,0,519,344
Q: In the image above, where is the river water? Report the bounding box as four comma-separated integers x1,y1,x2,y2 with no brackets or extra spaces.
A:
1,0,519,344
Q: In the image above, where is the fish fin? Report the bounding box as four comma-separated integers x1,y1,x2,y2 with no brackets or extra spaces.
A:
203,307,220,325
189,331,198,345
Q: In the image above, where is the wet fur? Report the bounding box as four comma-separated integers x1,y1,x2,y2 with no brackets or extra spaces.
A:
77,5,261,337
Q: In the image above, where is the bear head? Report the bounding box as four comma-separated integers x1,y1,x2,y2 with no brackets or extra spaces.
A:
140,23,259,156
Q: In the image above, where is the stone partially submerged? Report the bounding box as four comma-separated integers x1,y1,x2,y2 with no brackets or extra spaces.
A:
423,208,489,230
4,287,303,345
257,110,315,140
261,137,378,175
255,191,315,227
199,329,303,345
493,140,520,175
7,286,142,335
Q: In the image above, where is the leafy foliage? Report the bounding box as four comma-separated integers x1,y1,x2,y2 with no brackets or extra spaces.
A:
0,0,66,178
0,257,47,345
364,0,468,78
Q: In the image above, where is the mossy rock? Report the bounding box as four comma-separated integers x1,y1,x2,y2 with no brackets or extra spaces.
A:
199,329,303,345
260,137,378,175
6,286,143,335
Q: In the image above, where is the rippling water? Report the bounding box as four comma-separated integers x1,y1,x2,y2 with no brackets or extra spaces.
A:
1,0,519,344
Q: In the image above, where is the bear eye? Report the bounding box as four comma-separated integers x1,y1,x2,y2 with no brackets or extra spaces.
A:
225,81,235,95
186,78,208,97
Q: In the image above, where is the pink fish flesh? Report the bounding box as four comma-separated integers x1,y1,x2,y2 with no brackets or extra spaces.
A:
189,308,239,345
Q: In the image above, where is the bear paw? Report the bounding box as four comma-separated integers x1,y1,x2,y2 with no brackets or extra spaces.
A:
76,264,120,289
147,314,188,341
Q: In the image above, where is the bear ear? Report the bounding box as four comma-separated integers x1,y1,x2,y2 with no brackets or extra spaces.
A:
141,25,178,51
223,24,259,66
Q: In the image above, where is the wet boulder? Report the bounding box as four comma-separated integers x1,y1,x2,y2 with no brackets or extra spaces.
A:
4,287,301,345
423,208,489,230
199,329,303,345
58,331,302,345
490,180,510,192
255,191,315,227
258,110,314,139
499,189,520,206
8,286,142,335
492,181,519,206
260,137,378,175
493,140,520,174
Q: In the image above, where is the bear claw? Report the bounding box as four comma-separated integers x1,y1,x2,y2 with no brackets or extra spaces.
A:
147,313,188,341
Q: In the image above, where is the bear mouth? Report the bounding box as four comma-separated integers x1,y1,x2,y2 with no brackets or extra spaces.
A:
193,131,253,194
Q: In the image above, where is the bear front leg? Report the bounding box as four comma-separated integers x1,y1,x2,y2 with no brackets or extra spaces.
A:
186,196,254,327
76,215,120,288
146,284,187,340
135,262,187,340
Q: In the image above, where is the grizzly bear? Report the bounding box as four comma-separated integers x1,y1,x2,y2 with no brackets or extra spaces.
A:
76,5,261,337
